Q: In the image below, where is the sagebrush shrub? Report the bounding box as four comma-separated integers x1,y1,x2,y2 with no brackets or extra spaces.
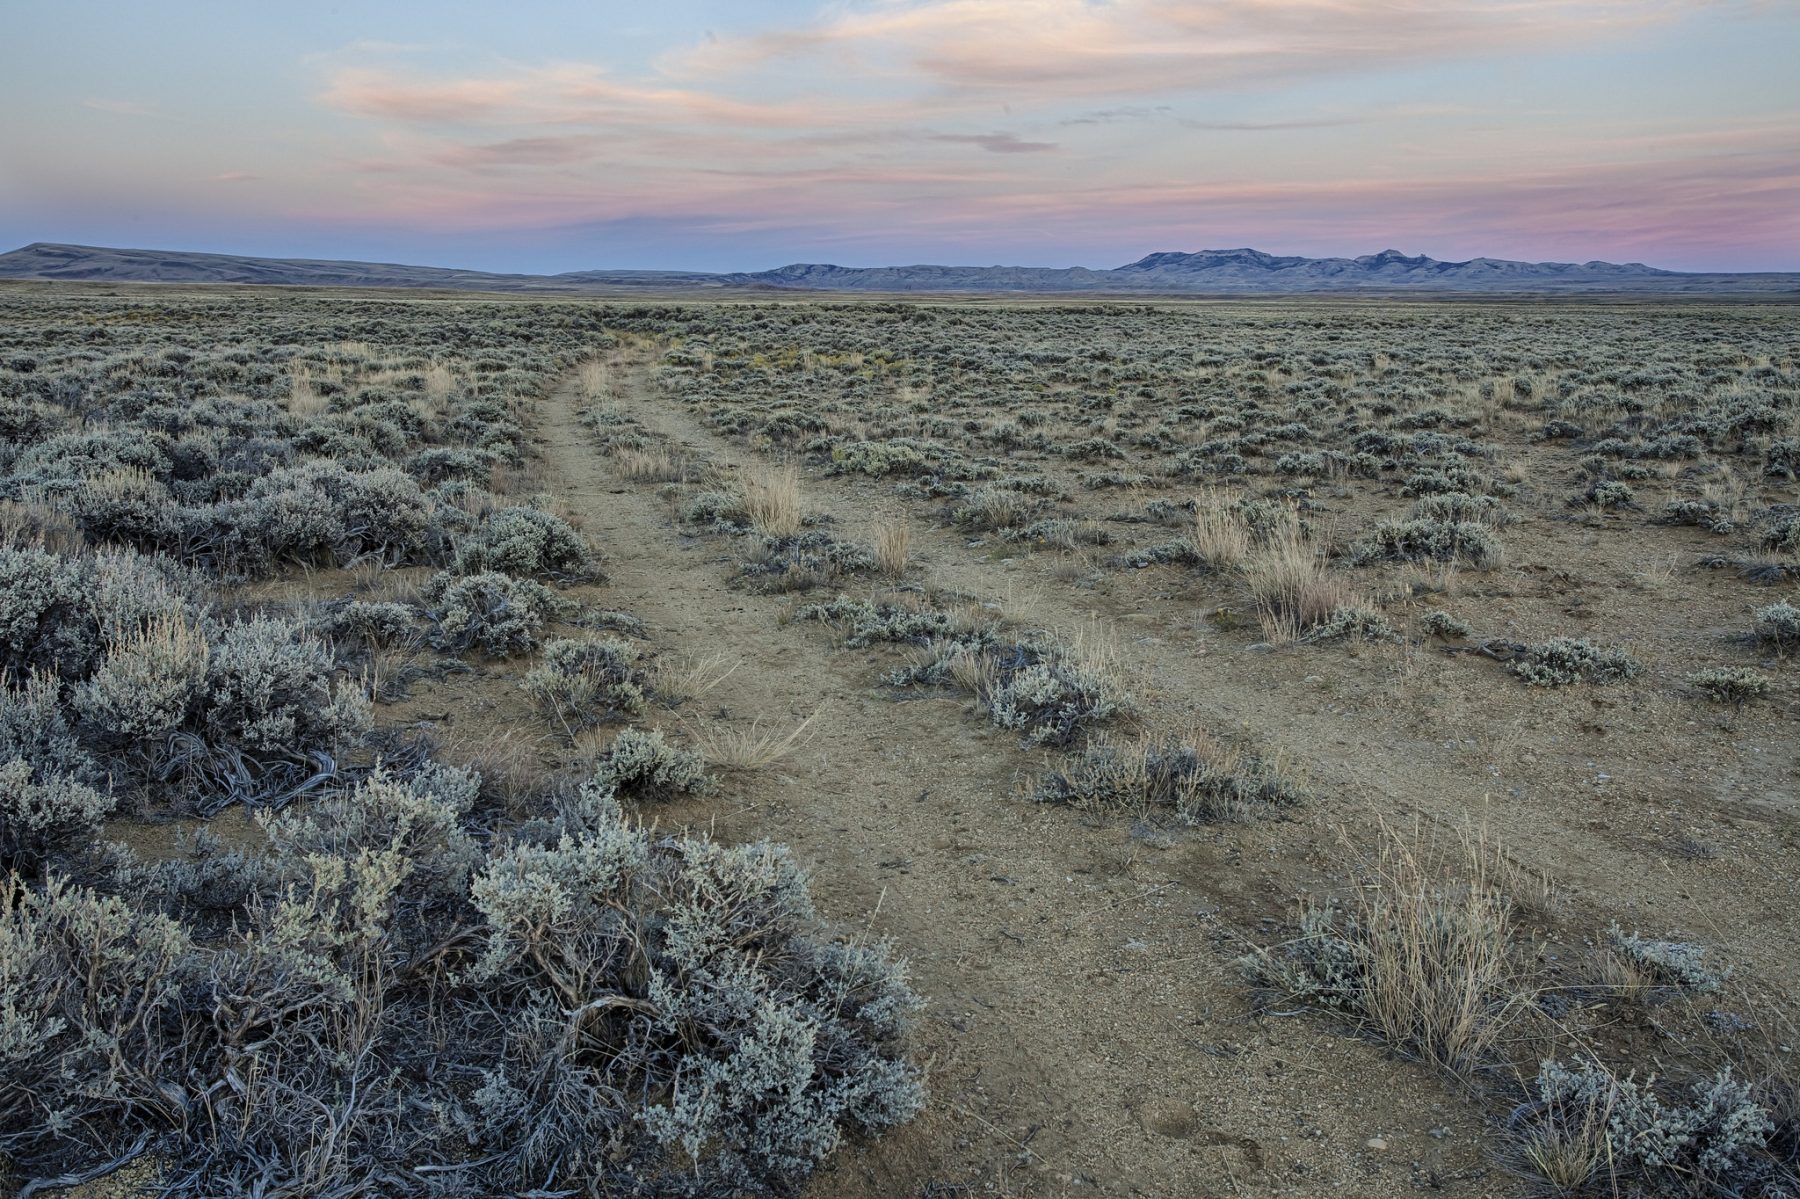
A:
951,485,1040,532
67,467,179,547
202,616,371,757
1422,610,1472,639
0,546,96,679
262,765,482,917
320,599,419,651
1688,666,1770,706
1579,479,1636,510
682,488,752,532
524,636,649,731
587,728,708,801
1303,605,1400,644
1660,497,1734,533
980,649,1121,747
5,761,924,1192
74,612,210,744
738,531,875,592
798,594,971,648
0,672,97,785
1510,638,1642,687
429,570,561,656
1517,1059,1782,1196
1412,491,1508,527
1034,733,1303,823
829,439,932,477
0,872,192,1167
1761,516,1800,556
1755,600,1799,653
1351,518,1502,567
452,505,594,580
0,758,113,870
1606,926,1728,994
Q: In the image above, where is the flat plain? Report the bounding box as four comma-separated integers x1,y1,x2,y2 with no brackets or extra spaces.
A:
1,283,1796,1198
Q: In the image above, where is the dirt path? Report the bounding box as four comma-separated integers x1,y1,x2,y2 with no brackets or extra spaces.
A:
532,361,1500,1197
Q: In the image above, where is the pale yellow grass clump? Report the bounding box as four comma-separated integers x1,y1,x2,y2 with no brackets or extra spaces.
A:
873,520,912,578
903,636,995,693
617,447,686,483
286,362,329,418
82,466,167,507
577,358,608,402
1250,822,1531,1076
439,727,545,813
1060,613,1130,697
1240,521,1356,643
0,499,81,553
1354,835,1521,1073
1509,1085,1620,1197
693,709,822,772
742,463,803,539
423,361,456,410
1188,494,1359,642
1187,490,1252,568
358,643,422,704
655,650,740,707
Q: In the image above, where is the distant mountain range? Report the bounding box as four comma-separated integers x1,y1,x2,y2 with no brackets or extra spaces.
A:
4,242,1797,296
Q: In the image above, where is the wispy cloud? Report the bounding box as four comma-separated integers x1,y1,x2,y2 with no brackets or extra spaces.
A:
931,132,1057,153
319,63,838,130
667,0,1701,95
35,0,1771,269
430,135,607,170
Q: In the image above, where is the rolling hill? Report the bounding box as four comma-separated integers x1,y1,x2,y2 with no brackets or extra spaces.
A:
4,241,1796,296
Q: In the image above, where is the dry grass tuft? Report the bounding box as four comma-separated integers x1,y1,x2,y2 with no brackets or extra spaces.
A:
1508,1086,1619,1197
423,362,456,412
874,520,912,579
286,362,329,418
1241,522,1355,643
1352,830,1524,1073
656,650,741,707
692,709,823,772
743,463,803,538
576,358,609,402
617,447,688,483
1248,821,1531,1076
491,461,552,497
1188,492,1253,568
904,637,995,693
1060,613,1131,699
437,726,548,814
0,499,83,553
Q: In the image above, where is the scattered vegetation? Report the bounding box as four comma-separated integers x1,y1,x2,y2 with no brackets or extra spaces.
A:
6,287,1797,1198
1509,638,1643,687
1033,730,1305,823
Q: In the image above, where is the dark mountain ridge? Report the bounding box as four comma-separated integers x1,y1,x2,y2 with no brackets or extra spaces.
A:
3,241,1794,296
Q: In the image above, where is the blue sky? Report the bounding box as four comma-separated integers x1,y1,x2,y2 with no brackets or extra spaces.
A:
3,1,1796,272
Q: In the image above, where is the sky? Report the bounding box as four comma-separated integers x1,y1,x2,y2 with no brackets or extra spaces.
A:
2,1,1797,273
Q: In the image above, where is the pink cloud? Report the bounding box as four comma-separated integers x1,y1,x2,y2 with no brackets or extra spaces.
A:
319,71,522,122
292,4,1794,268
320,63,843,132
669,0,1700,96
283,121,1796,272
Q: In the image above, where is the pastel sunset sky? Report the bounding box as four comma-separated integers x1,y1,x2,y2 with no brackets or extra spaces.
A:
4,0,1797,272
